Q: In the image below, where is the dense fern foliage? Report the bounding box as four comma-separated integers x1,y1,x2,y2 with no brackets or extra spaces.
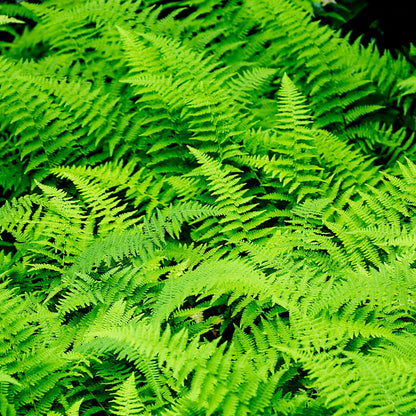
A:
1,0,416,414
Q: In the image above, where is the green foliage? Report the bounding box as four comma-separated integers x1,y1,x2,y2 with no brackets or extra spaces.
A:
1,0,416,415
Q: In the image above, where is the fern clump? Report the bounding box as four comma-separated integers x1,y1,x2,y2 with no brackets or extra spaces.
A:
1,0,416,415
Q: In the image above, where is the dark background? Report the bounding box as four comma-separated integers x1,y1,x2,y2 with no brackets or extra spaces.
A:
322,0,416,55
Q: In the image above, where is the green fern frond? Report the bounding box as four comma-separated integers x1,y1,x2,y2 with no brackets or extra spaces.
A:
0,15,24,25
0,281,88,415
110,373,149,416
67,200,219,278
150,257,276,324
51,166,140,234
276,73,312,129
299,351,416,416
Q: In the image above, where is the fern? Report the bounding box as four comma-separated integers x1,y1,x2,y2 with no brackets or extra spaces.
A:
0,15,24,25
110,373,149,416
1,0,416,414
0,281,88,415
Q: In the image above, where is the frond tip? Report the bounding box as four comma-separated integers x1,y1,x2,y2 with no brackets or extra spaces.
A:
0,15,24,25
277,73,312,130
111,373,148,416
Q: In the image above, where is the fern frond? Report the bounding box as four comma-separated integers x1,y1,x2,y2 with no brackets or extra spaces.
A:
0,281,87,415
110,373,149,416
0,15,24,25
276,73,312,129
298,351,416,416
150,257,276,324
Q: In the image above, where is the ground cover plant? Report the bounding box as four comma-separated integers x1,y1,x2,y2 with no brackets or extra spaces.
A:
1,0,416,414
